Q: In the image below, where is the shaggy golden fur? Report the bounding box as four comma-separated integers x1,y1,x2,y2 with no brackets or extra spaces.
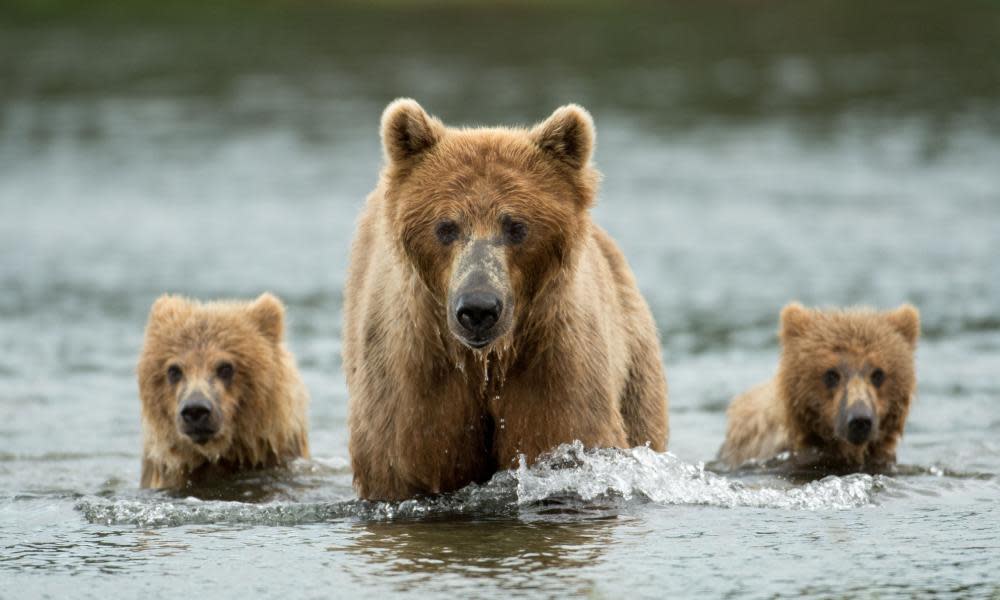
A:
137,293,309,489
718,303,919,470
344,99,669,500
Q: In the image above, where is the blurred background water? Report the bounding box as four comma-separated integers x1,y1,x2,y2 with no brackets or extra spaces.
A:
1,1,999,598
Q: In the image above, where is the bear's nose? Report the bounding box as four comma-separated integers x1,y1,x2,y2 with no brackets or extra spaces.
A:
180,397,214,428
456,292,502,337
846,415,873,445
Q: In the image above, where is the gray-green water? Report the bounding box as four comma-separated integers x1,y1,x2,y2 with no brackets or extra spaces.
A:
2,2,999,597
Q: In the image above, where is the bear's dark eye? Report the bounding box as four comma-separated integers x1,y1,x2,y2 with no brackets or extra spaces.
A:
871,368,886,388
216,362,235,382
502,216,527,245
822,369,841,389
435,220,460,245
166,365,183,385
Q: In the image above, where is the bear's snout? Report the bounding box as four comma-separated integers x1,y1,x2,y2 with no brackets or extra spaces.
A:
455,291,503,344
846,413,873,445
446,239,513,350
178,392,219,444
840,398,877,446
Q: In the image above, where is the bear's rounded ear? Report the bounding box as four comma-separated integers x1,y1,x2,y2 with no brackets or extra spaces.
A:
779,302,811,341
886,303,920,348
531,104,595,170
149,294,187,324
380,98,443,164
249,292,285,344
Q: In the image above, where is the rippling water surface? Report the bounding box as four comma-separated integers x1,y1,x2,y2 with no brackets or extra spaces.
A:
2,2,999,597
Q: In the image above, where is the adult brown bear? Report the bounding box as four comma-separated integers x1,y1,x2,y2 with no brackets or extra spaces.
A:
343,99,668,500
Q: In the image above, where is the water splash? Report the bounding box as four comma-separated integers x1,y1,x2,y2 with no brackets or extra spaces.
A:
78,496,352,527
76,443,887,527
514,442,883,510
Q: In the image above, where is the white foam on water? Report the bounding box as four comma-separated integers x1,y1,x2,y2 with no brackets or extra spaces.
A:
77,497,355,528
76,443,885,527
514,442,883,510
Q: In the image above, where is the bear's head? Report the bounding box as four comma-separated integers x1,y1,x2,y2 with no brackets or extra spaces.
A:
379,99,599,351
137,293,286,463
777,303,920,466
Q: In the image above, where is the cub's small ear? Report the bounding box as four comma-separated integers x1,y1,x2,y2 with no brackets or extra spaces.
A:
249,292,285,344
149,294,187,323
531,104,595,170
886,303,920,348
380,98,443,164
779,302,812,340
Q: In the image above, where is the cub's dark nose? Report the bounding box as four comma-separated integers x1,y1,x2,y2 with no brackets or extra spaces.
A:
456,292,502,337
846,415,873,445
179,394,217,444
180,400,212,427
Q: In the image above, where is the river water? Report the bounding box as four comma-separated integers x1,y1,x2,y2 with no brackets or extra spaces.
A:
1,2,999,597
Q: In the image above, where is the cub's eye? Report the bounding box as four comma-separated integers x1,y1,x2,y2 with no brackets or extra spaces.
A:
216,362,235,382
502,216,527,245
822,369,841,389
871,368,886,388
166,365,183,385
435,220,460,245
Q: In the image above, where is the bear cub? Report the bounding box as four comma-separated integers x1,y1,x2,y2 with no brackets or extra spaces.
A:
718,302,919,471
137,293,309,489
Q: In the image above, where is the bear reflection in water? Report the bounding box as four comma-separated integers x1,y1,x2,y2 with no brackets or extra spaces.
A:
344,516,615,590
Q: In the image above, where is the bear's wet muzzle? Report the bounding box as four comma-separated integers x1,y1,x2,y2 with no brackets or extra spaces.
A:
447,239,513,350
836,377,879,446
177,390,221,444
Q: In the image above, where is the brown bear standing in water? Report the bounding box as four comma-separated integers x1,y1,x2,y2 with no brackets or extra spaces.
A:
137,293,309,489
344,99,669,501
718,303,920,471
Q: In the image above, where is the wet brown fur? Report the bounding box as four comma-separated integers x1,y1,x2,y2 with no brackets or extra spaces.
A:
344,99,669,500
137,293,309,489
718,303,919,470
